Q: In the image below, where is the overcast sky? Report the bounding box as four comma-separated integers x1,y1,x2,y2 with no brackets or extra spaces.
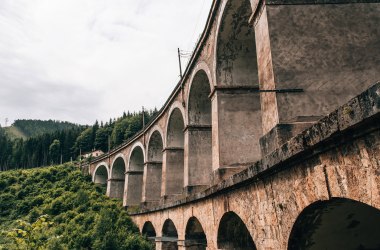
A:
0,0,212,126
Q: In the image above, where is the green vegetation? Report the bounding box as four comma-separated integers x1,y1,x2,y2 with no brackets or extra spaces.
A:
0,164,152,250
4,126,28,140
0,126,84,171
5,120,80,140
0,109,158,171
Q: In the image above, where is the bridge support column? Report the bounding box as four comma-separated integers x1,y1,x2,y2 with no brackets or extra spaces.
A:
155,237,163,250
159,237,179,250
254,2,380,156
211,88,262,184
184,125,212,195
107,178,125,199
142,161,162,206
123,171,143,207
161,147,184,202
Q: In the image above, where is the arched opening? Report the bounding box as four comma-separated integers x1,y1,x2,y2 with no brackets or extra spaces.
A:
212,0,262,173
143,131,163,203
124,145,144,206
185,217,207,250
94,165,108,185
109,157,125,199
162,219,178,250
188,71,212,125
142,221,156,242
163,107,185,199
167,108,185,148
185,70,212,193
217,212,256,250
288,198,380,250
216,0,258,87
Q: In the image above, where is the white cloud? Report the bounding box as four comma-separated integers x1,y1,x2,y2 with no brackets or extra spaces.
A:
0,0,212,125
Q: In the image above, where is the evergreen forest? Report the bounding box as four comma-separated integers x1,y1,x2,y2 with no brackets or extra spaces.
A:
0,109,158,171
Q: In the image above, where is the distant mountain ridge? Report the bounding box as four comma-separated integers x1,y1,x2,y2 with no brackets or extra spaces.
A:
4,119,80,140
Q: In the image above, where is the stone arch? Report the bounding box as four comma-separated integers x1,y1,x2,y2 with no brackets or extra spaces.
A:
288,198,380,250
124,142,145,206
187,62,214,113
143,129,164,203
185,216,207,250
166,104,186,148
92,162,109,184
162,219,178,250
184,68,213,194
142,221,156,242
162,105,185,199
110,153,126,175
147,130,164,162
215,0,258,87
210,0,263,171
108,154,126,199
147,125,165,153
217,211,257,250
187,69,212,126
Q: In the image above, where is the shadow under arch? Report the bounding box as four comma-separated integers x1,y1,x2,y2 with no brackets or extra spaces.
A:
143,130,164,203
217,211,257,250
93,164,108,184
109,156,126,199
210,0,263,170
288,198,380,250
162,219,178,250
163,107,185,199
215,0,258,87
142,221,156,242
185,69,213,194
185,216,207,250
124,144,145,206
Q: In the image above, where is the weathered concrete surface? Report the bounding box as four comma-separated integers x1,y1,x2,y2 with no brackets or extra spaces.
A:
131,82,380,249
260,2,380,134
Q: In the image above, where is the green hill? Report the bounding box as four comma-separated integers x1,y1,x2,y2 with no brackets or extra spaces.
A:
0,164,152,250
3,126,28,140
4,119,81,140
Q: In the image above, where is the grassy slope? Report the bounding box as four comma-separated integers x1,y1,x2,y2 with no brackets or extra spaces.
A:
0,164,152,250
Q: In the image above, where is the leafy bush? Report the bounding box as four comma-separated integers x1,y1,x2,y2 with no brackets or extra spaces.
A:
0,163,152,249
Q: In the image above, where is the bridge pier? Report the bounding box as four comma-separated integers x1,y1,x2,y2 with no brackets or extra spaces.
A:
142,161,162,205
255,1,380,157
123,171,144,206
211,89,262,183
161,147,185,202
184,125,212,195
107,178,125,199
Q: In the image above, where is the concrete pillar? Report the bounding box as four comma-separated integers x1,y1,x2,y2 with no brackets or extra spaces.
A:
155,237,163,250
107,178,125,199
184,125,212,195
123,170,143,206
254,2,380,155
161,237,178,250
211,88,262,183
142,161,162,205
177,239,185,250
94,174,107,185
161,147,184,202
182,240,207,250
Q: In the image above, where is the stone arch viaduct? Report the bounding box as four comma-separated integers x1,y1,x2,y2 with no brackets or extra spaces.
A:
88,0,380,249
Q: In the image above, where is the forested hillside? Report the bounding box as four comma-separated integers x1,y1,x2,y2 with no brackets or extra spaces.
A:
0,164,152,250
0,109,158,171
5,120,80,139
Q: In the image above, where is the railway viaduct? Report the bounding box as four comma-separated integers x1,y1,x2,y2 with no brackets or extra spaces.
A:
87,0,380,249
